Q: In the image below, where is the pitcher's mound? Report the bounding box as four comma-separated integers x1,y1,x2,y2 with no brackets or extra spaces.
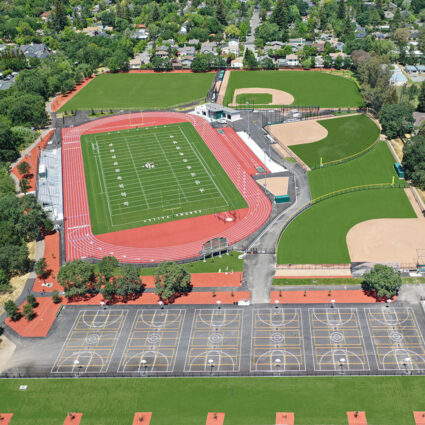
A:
230,87,294,106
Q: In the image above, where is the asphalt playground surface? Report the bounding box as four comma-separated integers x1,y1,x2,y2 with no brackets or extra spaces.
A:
5,302,425,377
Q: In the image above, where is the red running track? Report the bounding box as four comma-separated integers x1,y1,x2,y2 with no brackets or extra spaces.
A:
62,112,272,263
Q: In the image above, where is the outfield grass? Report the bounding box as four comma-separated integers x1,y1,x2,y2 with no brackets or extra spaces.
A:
81,122,247,234
60,73,214,111
235,93,273,104
1,377,425,425
277,189,416,264
290,115,380,168
308,142,405,199
224,71,364,108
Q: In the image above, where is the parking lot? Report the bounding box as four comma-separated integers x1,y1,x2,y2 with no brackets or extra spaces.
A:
6,303,425,377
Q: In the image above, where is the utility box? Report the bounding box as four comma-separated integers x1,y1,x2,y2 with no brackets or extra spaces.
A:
394,162,405,178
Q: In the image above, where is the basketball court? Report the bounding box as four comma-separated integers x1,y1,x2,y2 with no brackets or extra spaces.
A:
366,307,425,371
51,310,127,374
118,309,185,373
184,309,243,373
309,308,369,372
251,308,305,372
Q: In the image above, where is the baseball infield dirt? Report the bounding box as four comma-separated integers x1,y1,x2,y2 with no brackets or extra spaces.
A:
346,189,425,265
269,120,328,146
230,87,294,106
256,176,289,196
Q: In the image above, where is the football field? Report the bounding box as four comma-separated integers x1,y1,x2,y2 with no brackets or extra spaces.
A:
81,122,247,235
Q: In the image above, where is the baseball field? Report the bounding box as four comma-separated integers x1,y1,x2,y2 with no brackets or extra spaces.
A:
289,114,380,168
224,71,364,107
59,73,214,111
2,376,425,425
277,189,416,264
81,122,247,235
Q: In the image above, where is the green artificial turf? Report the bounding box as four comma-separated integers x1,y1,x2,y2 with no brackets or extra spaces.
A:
224,71,364,107
60,73,214,111
290,114,380,168
235,93,273,104
1,377,425,425
277,189,416,264
308,142,406,199
81,122,247,234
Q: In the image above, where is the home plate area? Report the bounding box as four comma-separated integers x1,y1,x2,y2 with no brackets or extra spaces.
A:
51,310,127,374
251,308,305,372
309,308,369,372
118,309,185,373
366,307,425,371
184,309,242,373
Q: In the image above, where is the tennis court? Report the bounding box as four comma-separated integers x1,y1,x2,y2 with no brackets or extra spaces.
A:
81,122,247,234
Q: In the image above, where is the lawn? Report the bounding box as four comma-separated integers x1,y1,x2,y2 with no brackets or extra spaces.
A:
290,114,380,168
60,73,214,111
235,93,273,104
1,377,425,425
93,251,244,275
308,142,405,199
224,71,364,107
81,122,247,234
273,277,425,285
277,189,416,264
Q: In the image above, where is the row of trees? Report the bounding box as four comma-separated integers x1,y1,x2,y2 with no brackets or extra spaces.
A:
57,256,191,302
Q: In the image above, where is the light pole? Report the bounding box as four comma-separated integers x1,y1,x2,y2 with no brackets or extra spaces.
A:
386,299,392,308
339,357,346,374
274,299,280,309
100,300,106,310
275,358,281,373
246,102,250,136
158,300,164,310
208,358,214,375
73,359,80,378
330,299,336,309
216,300,221,310
141,359,147,376
403,357,411,375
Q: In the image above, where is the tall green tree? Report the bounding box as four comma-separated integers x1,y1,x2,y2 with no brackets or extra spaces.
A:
52,0,68,32
243,48,258,69
154,261,191,302
34,257,48,279
57,260,95,298
337,0,346,20
402,135,425,190
98,256,119,281
417,82,425,113
215,0,227,25
115,265,143,299
271,0,289,29
4,300,20,321
362,264,402,299
380,102,414,139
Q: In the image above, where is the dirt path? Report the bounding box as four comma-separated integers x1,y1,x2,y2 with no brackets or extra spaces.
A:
229,87,294,106
217,70,230,105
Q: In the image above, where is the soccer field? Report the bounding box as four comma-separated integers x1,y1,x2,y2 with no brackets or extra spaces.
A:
81,122,247,235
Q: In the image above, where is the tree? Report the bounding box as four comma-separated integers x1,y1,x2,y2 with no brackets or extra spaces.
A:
34,257,48,279
20,178,30,194
51,290,62,304
225,25,240,39
215,0,227,25
261,57,276,69
362,264,402,298
402,135,425,190
337,0,346,20
4,300,20,321
417,82,425,113
191,55,211,72
22,303,35,321
271,0,289,30
98,256,118,281
243,48,258,69
26,294,38,308
52,0,68,32
57,260,95,298
380,102,414,139
114,265,143,299
0,270,10,293
154,261,191,301
17,161,30,176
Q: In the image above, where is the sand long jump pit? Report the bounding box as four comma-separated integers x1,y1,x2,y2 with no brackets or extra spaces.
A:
230,88,294,106
347,189,425,265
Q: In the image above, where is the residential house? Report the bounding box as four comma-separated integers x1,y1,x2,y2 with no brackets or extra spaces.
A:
267,41,285,50
384,10,394,19
222,40,239,56
416,65,425,73
231,57,243,68
82,26,107,37
355,26,367,39
129,51,151,69
181,56,193,69
313,40,325,53
187,39,200,46
162,39,177,49
314,56,324,68
132,28,149,39
40,11,51,21
178,46,196,57
334,41,344,51
155,46,169,57
405,65,418,74
19,43,52,59
172,59,182,69
200,41,218,55
288,38,306,50
179,22,189,34
286,54,299,67
277,58,287,67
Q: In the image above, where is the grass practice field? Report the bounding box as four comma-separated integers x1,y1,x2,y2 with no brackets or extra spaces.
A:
81,122,247,235
277,189,416,264
2,377,425,425
290,114,380,168
60,73,214,111
308,142,405,199
224,71,364,108
235,93,272,104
